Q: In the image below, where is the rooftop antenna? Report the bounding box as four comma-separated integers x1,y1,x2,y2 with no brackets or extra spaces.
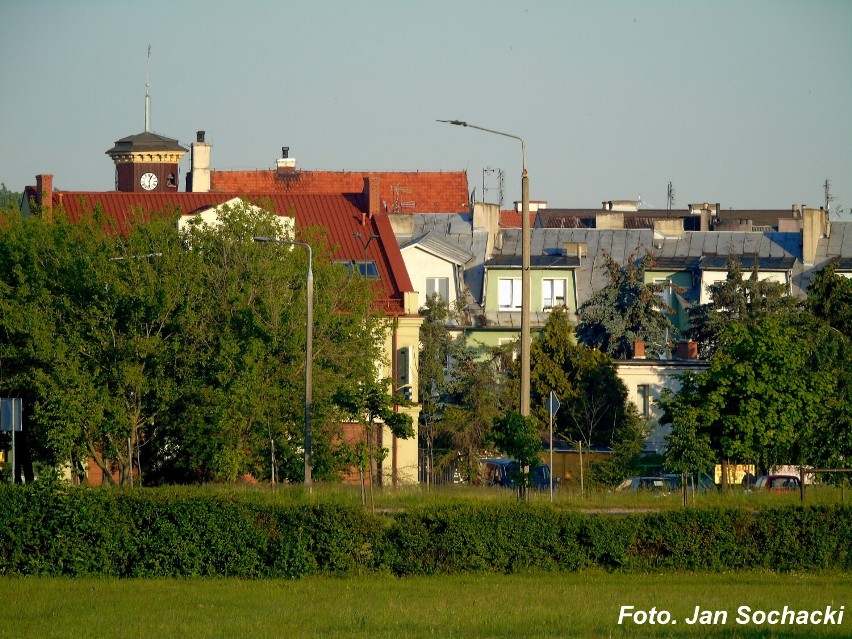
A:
144,44,151,132
824,179,845,219
666,181,675,215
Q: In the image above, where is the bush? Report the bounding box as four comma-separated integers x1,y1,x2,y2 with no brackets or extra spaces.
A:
0,480,849,577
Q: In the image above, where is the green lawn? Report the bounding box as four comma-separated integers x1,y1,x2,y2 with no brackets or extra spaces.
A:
2,572,850,639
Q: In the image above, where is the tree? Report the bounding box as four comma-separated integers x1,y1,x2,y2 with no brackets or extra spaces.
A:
577,251,676,359
521,307,631,449
802,264,852,477
333,376,413,505
437,347,503,483
687,258,793,358
658,314,836,477
490,410,542,496
416,294,458,485
660,376,717,482
0,199,388,485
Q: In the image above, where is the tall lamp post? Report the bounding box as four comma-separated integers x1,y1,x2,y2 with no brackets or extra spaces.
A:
253,236,314,486
437,120,531,417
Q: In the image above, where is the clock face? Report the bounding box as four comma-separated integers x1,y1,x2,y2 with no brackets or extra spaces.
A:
140,172,158,190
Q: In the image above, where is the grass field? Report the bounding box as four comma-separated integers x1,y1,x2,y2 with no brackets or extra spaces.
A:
2,572,850,639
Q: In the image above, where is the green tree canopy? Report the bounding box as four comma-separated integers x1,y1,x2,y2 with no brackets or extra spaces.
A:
576,251,676,359
512,307,631,449
686,258,793,358
0,199,387,485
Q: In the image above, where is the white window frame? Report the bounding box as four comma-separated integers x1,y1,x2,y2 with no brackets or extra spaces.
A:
542,278,566,310
654,278,673,309
426,276,450,301
498,278,522,310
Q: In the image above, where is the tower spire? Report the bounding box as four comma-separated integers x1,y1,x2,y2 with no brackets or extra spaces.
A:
145,45,151,132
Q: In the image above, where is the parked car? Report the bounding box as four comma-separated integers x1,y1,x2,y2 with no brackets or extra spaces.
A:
615,476,669,493
752,474,801,492
482,458,553,491
661,473,716,493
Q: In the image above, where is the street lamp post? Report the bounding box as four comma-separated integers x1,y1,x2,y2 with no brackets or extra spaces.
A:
253,236,313,486
437,120,531,417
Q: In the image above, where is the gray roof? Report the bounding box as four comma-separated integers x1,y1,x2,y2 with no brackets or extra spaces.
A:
815,221,852,269
404,213,490,307
400,230,474,265
105,131,188,156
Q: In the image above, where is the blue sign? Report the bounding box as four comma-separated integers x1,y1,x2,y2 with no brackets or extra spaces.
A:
1,398,22,432
546,391,560,418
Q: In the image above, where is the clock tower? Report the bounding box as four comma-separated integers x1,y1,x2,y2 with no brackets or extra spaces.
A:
106,130,188,193
105,45,188,193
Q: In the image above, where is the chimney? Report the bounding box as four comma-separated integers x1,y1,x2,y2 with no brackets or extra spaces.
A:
363,176,381,220
36,174,53,221
189,131,211,193
276,146,296,171
675,341,698,360
802,206,828,264
562,242,587,259
596,212,624,229
632,340,646,359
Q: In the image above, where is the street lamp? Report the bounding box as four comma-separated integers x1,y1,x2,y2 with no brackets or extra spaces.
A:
437,119,531,417
253,236,314,486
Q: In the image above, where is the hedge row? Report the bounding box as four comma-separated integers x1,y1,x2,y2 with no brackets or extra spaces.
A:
1,482,849,577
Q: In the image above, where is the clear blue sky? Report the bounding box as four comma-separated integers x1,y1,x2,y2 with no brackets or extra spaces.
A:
2,0,850,214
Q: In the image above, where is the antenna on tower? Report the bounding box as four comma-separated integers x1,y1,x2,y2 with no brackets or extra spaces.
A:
824,179,845,219
145,45,151,132
666,181,676,214
482,167,504,206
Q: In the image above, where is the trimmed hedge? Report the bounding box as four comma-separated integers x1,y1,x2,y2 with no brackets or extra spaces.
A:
1,482,849,577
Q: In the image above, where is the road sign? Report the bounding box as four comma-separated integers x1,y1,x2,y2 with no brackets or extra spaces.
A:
546,391,560,418
1,398,22,432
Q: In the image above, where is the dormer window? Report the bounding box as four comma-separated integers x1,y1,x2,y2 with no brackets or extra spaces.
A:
167,173,176,188
335,260,379,278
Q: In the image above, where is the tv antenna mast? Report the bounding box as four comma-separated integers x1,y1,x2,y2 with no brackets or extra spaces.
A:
482,167,504,206
824,179,844,218
666,181,676,214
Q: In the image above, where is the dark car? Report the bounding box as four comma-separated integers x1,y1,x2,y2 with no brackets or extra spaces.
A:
615,476,669,492
482,458,552,491
753,474,801,492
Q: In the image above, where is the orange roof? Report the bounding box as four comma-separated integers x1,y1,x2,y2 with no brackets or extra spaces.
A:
40,189,413,315
210,169,470,214
499,209,536,228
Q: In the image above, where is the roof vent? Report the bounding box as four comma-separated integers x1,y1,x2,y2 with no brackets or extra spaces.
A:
282,146,289,159
197,130,205,143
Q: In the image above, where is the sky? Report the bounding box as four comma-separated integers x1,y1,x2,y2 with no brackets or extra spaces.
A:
1,0,850,215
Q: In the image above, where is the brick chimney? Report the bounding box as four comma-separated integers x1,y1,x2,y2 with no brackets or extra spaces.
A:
632,340,646,359
36,174,53,221
675,341,698,360
363,176,381,221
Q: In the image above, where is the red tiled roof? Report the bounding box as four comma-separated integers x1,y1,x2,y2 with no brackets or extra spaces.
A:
210,169,470,214
45,190,412,314
499,209,537,228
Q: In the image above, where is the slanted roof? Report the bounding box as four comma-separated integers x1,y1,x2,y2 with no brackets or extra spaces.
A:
210,169,470,214
44,190,413,315
815,221,852,270
105,131,188,156
406,213,490,306
400,230,474,266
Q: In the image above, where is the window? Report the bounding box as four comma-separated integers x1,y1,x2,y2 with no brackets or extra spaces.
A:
637,384,651,418
542,278,566,309
334,260,379,278
498,337,518,360
426,277,449,301
654,278,673,308
498,278,521,310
